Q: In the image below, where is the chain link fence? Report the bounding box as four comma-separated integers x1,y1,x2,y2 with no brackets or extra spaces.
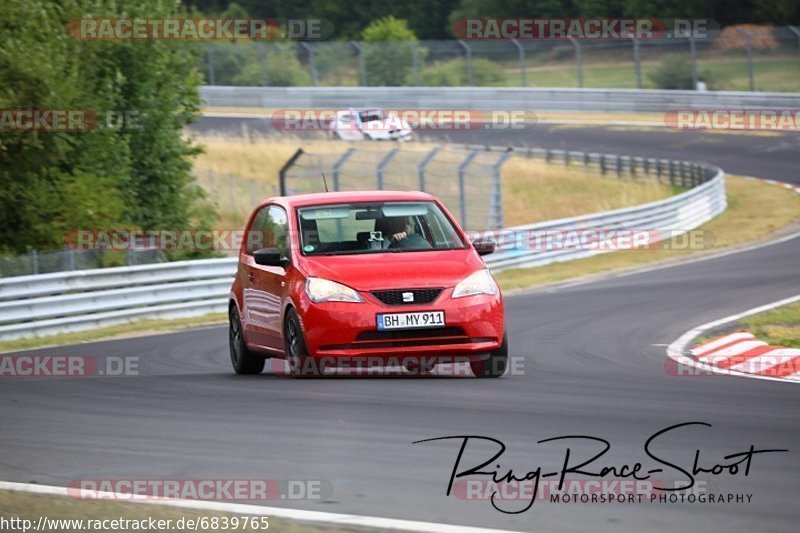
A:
199,27,800,92
279,145,511,230
0,248,166,278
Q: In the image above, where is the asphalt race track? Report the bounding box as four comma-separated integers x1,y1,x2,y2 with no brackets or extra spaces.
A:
190,116,800,184
2,120,799,532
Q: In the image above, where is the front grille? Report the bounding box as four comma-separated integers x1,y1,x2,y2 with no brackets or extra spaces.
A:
317,327,498,351
371,288,443,306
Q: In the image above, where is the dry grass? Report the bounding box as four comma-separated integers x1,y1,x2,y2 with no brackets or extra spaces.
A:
501,156,675,226
739,302,800,349
495,175,800,290
193,136,677,229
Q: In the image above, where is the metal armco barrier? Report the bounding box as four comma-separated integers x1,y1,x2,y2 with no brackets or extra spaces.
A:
0,150,725,341
200,86,800,113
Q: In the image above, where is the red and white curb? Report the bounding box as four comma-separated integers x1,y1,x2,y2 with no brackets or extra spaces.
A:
689,332,800,381
667,294,800,384
0,481,521,533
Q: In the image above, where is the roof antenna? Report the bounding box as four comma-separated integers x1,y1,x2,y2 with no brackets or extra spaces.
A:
321,172,329,192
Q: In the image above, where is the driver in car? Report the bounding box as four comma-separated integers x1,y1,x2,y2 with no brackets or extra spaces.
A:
383,216,432,250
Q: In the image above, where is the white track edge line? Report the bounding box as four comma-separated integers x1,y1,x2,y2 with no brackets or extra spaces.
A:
0,481,522,533
666,293,800,384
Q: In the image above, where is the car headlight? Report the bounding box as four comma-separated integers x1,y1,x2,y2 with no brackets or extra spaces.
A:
305,277,363,303
452,269,498,299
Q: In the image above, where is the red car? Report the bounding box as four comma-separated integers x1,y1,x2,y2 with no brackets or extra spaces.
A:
228,190,507,378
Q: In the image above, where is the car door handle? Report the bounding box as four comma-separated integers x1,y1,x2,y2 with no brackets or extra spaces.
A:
247,271,255,283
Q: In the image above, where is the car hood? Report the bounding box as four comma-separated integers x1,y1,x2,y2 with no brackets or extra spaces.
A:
301,249,484,291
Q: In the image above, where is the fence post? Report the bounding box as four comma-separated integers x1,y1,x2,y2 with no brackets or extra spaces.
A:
569,37,583,88
457,150,480,226
279,148,305,195
736,28,755,91
491,149,514,229
418,147,439,191
687,33,698,89
351,41,366,86
300,42,318,86
205,45,216,85
632,37,642,89
257,43,270,86
669,160,676,186
511,39,526,86
376,148,399,190
789,26,800,55
457,40,474,86
412,43,421,86
332,148,356,191
29,250,38,275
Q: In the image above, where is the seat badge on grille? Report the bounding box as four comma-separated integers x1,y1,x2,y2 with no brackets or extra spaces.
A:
402,292,414,303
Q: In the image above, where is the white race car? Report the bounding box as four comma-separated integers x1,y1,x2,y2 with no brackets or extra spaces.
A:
330,108,413,141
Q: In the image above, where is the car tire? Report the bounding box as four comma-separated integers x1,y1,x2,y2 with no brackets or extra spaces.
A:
284,308,313,378
470,333,508,378
229,305,265,375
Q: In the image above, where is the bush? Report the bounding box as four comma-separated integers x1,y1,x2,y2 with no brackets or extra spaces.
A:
648,54,714,90
416,58,506,86
361,16,418,86
232,43,311,86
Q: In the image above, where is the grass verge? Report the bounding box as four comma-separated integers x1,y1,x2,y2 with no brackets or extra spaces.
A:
0,314,227,353
738,302,800,349
494,175,799,291
0,490,343,533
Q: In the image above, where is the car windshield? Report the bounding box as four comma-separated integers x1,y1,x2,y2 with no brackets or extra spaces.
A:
297,201,467,256
359,110,383,122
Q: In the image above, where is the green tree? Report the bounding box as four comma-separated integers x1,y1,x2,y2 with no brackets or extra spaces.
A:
361,16,419,86
0,0,213,255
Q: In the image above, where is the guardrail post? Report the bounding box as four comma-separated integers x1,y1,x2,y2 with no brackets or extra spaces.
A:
511,39,526,86
279,148,305,195
564,151,570,166
669,160,676,186
599,154,606,175
376,148,399,190
299,42,318,86
351,41,366,86
736,28,755,91
582,152,589,167
418,147,439,191
457,40,474,86
457,150,480,226
616,154,622,177
569,37,583,88
332,148,356,191
680,161,687,187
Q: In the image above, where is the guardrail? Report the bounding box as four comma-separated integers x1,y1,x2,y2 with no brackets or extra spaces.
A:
200,86,800,113
0,148,725,342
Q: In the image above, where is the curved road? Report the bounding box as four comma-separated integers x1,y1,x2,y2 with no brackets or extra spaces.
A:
1,122,799,532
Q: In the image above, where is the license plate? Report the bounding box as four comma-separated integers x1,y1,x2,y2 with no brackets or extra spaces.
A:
376,311,445,330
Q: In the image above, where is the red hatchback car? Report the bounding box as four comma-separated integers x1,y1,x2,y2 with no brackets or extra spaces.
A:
228,190,507,377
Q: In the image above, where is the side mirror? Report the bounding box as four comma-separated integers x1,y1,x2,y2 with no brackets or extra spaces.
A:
253,247,289,268
473,239,496,256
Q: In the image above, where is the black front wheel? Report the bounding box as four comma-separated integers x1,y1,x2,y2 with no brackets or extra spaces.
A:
284,308,313,377
470,333,508,378
229,306,265,375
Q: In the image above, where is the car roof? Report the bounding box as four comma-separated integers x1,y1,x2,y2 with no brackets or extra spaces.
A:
267,190,436,208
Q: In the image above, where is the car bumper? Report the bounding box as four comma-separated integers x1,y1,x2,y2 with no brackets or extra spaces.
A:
297,288,503,361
